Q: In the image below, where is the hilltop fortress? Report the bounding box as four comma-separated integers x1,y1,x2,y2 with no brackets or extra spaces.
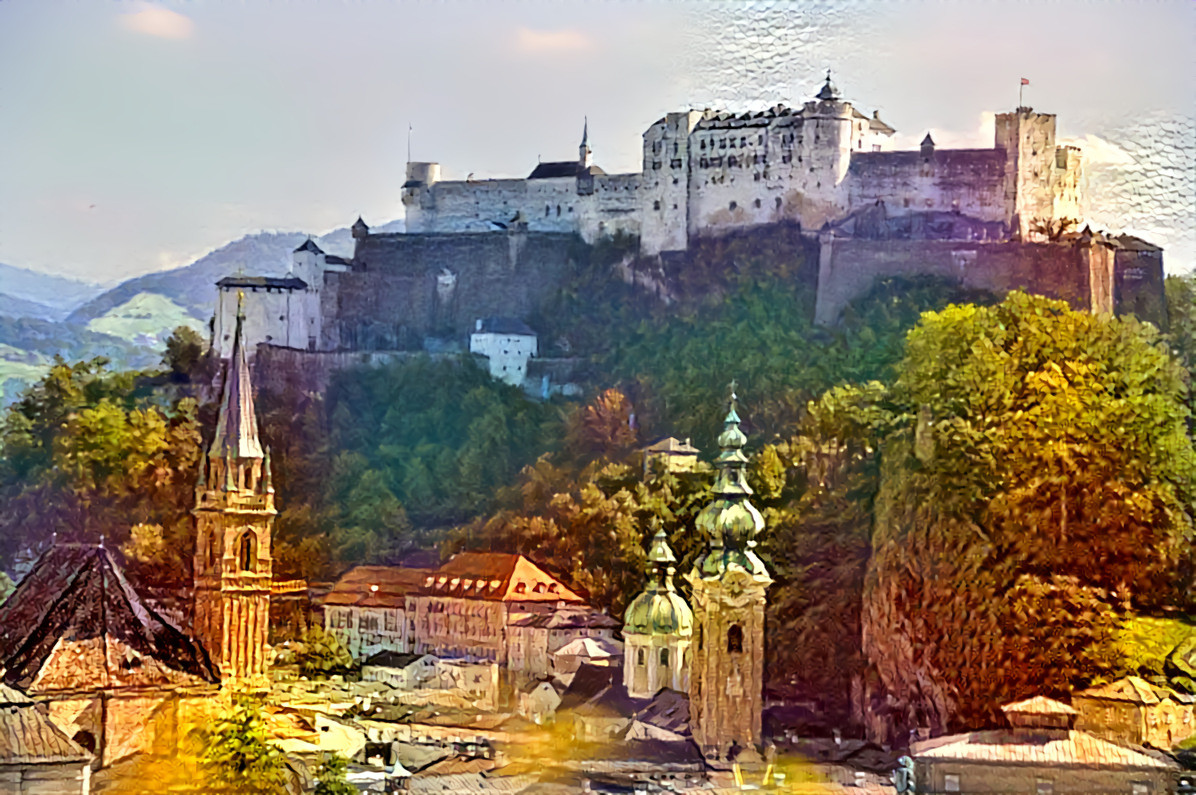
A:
403,73,1081,256
216,75,1164,379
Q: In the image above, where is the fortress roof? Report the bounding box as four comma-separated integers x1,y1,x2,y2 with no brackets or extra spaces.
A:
474,317,535,336
528,161,605,179
217,275,308,290
295,238,323,254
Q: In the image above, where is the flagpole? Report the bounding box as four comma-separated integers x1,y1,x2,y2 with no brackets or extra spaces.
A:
1019,80,1023,110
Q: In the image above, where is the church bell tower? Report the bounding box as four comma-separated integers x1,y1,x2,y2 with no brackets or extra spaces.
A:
193,295,274,689
687,385,772,766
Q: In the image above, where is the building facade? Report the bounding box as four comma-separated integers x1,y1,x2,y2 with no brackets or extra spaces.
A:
686,387,772,766
322,566,433,660
1073,676,1195,750
468,317,538,387
506,608,619,682
193,298,274,689
402,74,1083,258
406,553,587,664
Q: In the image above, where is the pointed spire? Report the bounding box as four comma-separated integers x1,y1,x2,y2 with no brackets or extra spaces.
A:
579,117,593,169
263,446,274,494
581,116,589,148
712,381,751,498
210,292,264,462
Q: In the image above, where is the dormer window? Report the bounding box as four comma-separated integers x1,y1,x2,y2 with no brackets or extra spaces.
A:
515,582,527,594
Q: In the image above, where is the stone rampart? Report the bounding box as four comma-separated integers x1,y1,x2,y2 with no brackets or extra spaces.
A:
815,236,1116,324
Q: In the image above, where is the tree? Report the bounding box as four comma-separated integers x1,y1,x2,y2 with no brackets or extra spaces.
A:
313,754,356,795
855,292,1196,734
296,627,354,679
200,696,290,795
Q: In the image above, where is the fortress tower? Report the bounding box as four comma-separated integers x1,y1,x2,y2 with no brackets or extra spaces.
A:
622,526,694,699
193,296,274,689
994,107,1085,241
687,386,772,766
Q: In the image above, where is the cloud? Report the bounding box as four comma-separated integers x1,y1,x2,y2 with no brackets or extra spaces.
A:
120,5,195,40
1058,134,1136,167
513,27,594,55
892,111,996,151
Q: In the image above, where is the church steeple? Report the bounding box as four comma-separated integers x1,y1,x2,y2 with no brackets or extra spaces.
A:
193,293,274,689
687,383,772,767
579,117,593,169
623,524,693,699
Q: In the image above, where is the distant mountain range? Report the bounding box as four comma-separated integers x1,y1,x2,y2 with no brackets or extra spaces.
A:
0,218,404,403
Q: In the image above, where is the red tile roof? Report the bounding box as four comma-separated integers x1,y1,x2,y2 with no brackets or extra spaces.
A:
323,567,434,608
421,553,585,604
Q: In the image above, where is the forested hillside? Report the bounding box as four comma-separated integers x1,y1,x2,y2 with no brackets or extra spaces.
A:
2,232,1195,731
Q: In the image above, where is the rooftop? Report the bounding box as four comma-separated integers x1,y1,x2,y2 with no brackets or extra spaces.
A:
324,566,435,608
912,728,1176,770
421,552,585,604
216,275,308,290
0,545,218,691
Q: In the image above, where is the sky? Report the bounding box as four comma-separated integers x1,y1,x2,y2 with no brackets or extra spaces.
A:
0,0,1192,284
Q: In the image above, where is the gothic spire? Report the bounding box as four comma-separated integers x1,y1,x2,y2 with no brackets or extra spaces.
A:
210,293,264,461
581,116,589,148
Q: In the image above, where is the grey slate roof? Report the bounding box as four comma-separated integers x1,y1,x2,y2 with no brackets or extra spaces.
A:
473,317,536,336
363,651,429,670
216,275,308,290
294,239,324,254
527,162,605,180
507,610,618,630
0,545,218,690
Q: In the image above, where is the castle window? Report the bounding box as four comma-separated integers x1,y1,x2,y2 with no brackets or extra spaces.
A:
740,137,746,147
727,624,743,653
700,158,708,168
781,154,791,164
727,156,737,167
237,531,257,573
670,159,681,169
660,648,669,666
546,205,550,216
729,201,737,211
700,140,706,151
754,173,760,181
758,134,764,145
719,139,726,149
637,648,646,667
775,197,782,210
673,142,678,155
654,200,661,211
754,198,762,209
556,205,561,216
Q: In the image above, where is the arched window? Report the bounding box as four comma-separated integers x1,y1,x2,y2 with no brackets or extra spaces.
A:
238,531,257,573
659,647,669,667
697,625,703,651
205,530,217,570
637,648,646,667
727,624,744,654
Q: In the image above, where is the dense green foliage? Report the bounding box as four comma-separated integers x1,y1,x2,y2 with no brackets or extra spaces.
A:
0,346,203,585
295,627,355,679
313,754,356,795
200,697,290,795
844,292,1195,732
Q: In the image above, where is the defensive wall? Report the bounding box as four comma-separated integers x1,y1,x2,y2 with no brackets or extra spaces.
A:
321,230,579,351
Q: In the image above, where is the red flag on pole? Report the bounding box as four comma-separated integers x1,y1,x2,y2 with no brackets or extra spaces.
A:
1020,78,1030,85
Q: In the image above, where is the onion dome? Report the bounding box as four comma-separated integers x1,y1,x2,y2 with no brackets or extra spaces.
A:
623,527,693,637
694,384,768,577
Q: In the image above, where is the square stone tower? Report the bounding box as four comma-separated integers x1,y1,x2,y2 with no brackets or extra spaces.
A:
193,296,274,690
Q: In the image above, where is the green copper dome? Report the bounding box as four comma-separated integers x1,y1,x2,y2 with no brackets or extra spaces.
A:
692,384,768,578
623,528,693,637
